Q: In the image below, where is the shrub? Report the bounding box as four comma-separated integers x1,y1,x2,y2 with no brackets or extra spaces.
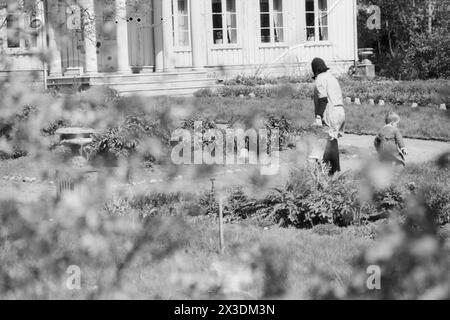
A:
194,88,218,98
250,165,364,228
90,114,171,165
217,77,449,107
311,196,450,300
402,28,450,80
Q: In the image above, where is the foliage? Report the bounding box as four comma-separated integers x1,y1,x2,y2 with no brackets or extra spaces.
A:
311,196,450,299
358,0,450,79
200,78,450,107
90,114,171,165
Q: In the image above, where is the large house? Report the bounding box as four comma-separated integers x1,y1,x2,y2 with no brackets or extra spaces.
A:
0,0,358,95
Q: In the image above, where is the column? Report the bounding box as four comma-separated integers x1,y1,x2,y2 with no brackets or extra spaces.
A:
190,0,206,70
153,0,164,72
47,26,62,76
162,0,174,71
116,0,131,73
80,0,98,74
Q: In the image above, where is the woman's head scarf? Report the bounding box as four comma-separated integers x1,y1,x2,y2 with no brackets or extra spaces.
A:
311,57,329,79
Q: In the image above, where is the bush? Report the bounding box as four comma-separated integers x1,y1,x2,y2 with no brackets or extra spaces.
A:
223,162,450,230
311,196,450,300
401,28,450,80
90,114,171,165
214,77,449,107
0,105,37,159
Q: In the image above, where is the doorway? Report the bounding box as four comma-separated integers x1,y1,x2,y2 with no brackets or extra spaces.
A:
127,1,155,72
95,0,118,72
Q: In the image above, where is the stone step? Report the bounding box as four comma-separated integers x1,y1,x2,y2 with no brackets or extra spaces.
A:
106,78,217,91
89,70,211,84
120,84,222,97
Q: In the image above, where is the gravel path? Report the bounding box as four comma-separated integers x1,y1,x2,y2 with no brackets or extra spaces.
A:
1,134,449,202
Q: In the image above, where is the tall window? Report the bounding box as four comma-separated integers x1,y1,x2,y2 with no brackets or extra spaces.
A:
212,0,237,45
6,13,21,48
172,0,190,47
306,0,328,42
260,0,284,43
4,0,39,50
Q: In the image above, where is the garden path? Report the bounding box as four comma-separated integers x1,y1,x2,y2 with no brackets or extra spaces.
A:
1,135,449,203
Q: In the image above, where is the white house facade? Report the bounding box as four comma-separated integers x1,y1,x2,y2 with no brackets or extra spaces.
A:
0,0,358,95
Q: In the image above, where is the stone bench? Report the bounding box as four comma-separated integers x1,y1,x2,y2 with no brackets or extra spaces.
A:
55,127,95,158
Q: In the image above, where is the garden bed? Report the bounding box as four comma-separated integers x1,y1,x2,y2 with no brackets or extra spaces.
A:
197,77,450,108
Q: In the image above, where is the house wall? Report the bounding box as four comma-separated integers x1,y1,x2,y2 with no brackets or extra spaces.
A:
1,0,357,81
0,2,46,76
174,0,357,77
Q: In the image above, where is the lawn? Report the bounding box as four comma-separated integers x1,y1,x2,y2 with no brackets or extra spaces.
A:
1,88,450,300
0,215,372,299
159,96,450,141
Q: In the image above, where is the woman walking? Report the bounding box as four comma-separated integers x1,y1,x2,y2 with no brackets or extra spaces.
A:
312,57,346,175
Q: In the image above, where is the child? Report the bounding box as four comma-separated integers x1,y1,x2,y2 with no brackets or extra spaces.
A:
374,112,407,166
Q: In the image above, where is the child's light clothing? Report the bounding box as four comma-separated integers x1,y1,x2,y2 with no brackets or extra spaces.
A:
374,124,406,166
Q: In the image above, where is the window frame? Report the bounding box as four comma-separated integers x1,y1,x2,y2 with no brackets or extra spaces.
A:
1,2,41,54
172,0,191,51
211,0,239,47
305,0,329,43
258,0,286,45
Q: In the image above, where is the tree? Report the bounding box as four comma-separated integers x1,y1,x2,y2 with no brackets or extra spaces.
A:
357,0,450,79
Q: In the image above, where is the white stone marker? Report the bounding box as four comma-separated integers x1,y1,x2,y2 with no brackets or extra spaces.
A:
354,98,361,105
378,100,385,106
440,104,447,110
345,97,352,104
411,103,418,109
369,99,375,105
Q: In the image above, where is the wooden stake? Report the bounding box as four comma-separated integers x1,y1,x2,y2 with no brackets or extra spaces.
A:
219,197,224,254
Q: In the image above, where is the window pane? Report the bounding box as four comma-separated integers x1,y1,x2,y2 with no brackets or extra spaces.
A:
261,28,271,42
227,0,236,13
306,12,315,27
212,0,222,13
274,28,283,42
306,27,315,41
319,0,327,11
213,29,224,43
178,0,188,14
274,13,283,28
319,12,327,26
305,0,314,12
260,0,269,12
212,13,222,28
178,15,189,29
260,13,270,28
273,0,283,12
179,31,190,46
227,13,236,28
7,14,20,48
319,26,328,41
227,28,237,43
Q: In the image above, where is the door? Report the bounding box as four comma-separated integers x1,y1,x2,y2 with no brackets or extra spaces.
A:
95,0,118,72
127,1,154,71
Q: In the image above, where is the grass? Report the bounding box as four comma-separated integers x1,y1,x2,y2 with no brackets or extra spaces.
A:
2,216,371,299
159,96,450,141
